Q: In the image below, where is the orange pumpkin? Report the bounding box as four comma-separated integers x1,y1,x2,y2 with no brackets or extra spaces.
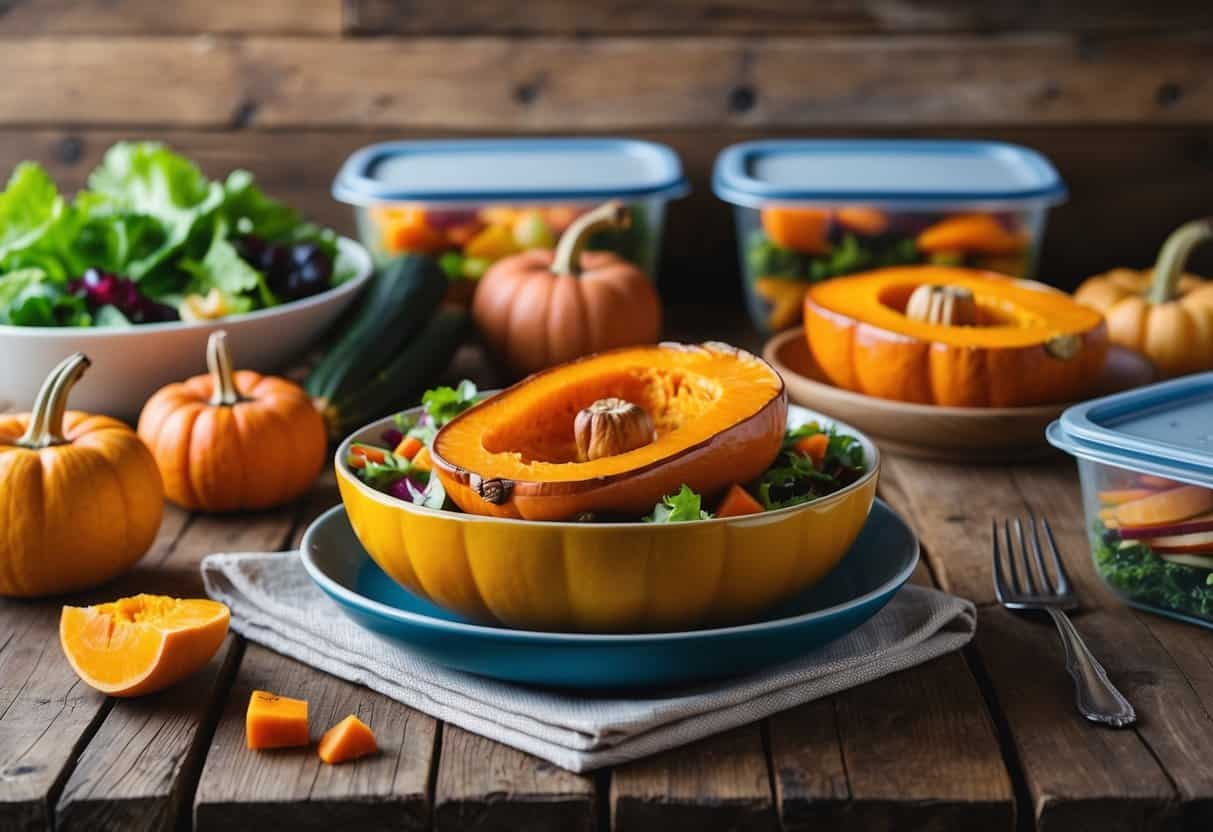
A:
1074,218,1213,378
804,267,1108,407
138,331,326,512
471,201,661,377
0,354,163,597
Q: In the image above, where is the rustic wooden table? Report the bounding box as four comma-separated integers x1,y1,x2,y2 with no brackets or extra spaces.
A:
4,315,1213,832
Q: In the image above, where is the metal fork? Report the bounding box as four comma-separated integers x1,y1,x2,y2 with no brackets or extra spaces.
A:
993,514,1136,727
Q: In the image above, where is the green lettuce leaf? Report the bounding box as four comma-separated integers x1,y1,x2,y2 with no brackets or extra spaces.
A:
87,141,225,278
0,269,90,327
179,218,276,310
0,163,65,263
422,380,479,427
645,485,712,522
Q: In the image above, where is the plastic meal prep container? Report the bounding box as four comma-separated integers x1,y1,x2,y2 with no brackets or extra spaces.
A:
711,139,1068,333
1047,372,1213,628
332,138,689,288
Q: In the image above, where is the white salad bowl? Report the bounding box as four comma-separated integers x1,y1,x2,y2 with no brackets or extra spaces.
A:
0,237,372,421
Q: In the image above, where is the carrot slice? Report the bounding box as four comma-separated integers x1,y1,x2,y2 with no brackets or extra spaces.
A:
394,436,424,461
246,691,309,750
835,206,888,235
794,433,830,467
348,444,388,469
916,214,1025,256
716,484,764,518
760,207,832,254
318,714,378,764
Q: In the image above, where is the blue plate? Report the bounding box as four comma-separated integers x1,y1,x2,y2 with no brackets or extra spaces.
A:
300,500,919,689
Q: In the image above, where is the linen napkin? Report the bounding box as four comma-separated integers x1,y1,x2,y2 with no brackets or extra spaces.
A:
202,551,975,772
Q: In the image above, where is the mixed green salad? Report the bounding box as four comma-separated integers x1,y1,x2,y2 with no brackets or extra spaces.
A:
1093,523,1213,620
347,382,869,522
0,142,350,328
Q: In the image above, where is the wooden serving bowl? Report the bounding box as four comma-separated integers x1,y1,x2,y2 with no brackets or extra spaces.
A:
335,403,879,634
764,328,1155,462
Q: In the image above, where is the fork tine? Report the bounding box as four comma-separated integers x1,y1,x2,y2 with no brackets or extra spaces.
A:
1003,519,1022,594
1027,514,1055,594
1014,517,1039,594
992,518,1010,599
1041,515,1071,594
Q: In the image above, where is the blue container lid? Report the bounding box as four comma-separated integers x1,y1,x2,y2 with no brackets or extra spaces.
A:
712,139,1067,209
333,138,689,206
1047,371,1213,489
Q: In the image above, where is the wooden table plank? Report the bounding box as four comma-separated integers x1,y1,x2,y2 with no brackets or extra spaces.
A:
54,640,240,832
770,560,1014,830
2,35,1211,129
433,725,596,832
887,454,1213,828
610,726,775,831
0,507,190,831
51,503,298,832
193,472,441,830
977,606,1178,830
193,644,438,831
0,0,342,35
344,0,1213,36
880,456,1114,609
1134,614,1213,830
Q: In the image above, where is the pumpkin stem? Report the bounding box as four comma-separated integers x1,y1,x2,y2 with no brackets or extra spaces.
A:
16,352,91,449
551,200,631,277
207,330,242,406
1149,217,1213,305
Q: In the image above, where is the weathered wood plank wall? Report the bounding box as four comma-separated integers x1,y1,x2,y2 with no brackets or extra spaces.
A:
0,0,1210,299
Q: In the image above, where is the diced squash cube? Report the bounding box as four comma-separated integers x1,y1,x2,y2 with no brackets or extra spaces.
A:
794,433,830,467
317,714,378,764
716,483,764,518
246,690,309,749
411,446,433,473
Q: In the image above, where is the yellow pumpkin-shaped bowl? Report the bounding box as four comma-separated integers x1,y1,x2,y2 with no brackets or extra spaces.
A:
336,403,879,633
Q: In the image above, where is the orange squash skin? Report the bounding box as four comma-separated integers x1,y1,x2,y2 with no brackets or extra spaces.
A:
432,343,788,521
0,411,163,597
139,369,326,512
804,268,1108,407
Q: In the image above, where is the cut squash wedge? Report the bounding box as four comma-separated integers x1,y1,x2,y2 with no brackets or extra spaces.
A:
60,595,229,698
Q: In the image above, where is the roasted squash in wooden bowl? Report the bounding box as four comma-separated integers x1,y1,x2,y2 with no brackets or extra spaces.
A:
335,343,879,633
804,266,1108,407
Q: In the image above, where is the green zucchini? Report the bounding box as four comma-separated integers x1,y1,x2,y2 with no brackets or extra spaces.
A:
320,307,472,439
305,255,447,407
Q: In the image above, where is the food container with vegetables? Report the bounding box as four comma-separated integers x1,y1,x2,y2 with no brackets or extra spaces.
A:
335,343,879,633
711,139,1067,333
331,138,688,295
1048,372,1213,627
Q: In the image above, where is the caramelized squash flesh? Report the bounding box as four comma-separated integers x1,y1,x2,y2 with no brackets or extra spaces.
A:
432,343,787,520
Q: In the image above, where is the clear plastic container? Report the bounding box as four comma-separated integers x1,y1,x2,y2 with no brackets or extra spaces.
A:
332,139,688,298
712,140,1067,333
1048,372,1213,628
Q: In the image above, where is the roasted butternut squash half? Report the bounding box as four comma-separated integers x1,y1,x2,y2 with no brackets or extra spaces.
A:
804,267,1107,407
431,343,787,520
